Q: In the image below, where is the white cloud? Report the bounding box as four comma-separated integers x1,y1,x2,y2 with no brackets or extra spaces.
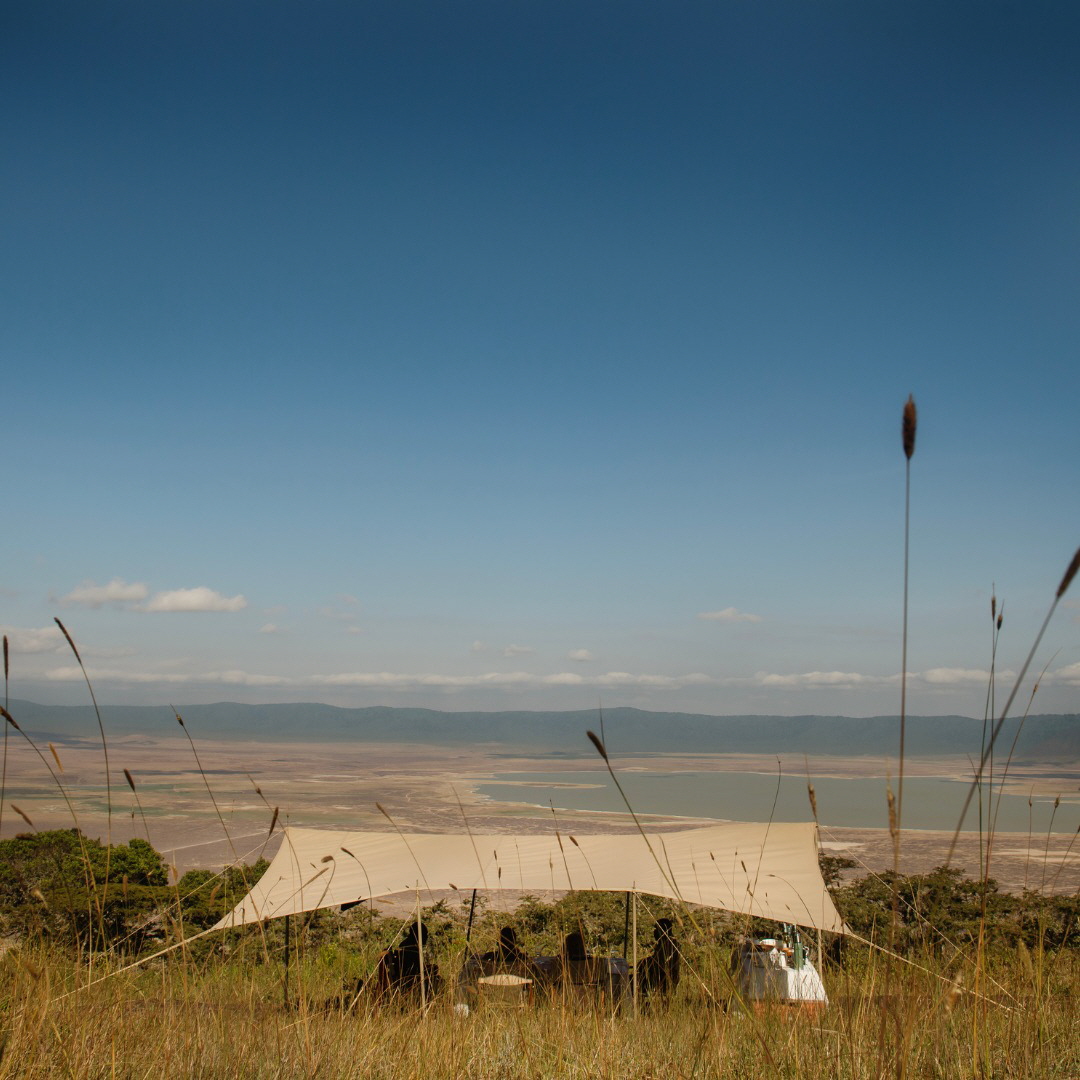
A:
743,667,1014,691
920,667,998,685
697,607,763,623
44,665,288,686
754,670,887,688
319,670,715,690
34,660,1041,697
259,623,282,634
567,649,593,662
0,625,65,654
470,641,488,653
144,587,247,613
344,626,365,635
39,666,717,692
1052,661,1080,684
502,644,534,657
61,578,149,608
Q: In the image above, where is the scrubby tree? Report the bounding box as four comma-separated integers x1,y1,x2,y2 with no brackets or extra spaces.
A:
0,829,170,949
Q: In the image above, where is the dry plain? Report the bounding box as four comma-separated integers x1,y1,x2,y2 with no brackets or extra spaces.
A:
2,732,1077,897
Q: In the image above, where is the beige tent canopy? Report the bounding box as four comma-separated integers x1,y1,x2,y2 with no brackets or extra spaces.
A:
214,821,845,934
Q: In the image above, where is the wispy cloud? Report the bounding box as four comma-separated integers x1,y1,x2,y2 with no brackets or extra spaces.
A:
61,578,149,608
752,670,893,688
502,644,534,657
45,666,289,686
259,623,282,634
567,649,593,662
748,667,1014,690
35,661,1040,696
58,578,246,614
0,624,65,654
144,587,247,613
921,667,1003,685
1053,661,1080,684
697,607,763,623
318,670,714,689
41,666,715,691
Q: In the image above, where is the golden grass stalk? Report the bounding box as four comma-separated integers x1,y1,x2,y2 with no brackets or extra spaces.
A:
54,618,112,835
1,634,7,836
946,544,1080,865
896,394,916,846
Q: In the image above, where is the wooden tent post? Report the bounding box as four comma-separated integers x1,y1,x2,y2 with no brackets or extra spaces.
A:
631,890,638,1019
465,889,478,944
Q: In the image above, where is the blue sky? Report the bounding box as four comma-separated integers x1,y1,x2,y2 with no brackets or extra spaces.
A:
3,0,1078,716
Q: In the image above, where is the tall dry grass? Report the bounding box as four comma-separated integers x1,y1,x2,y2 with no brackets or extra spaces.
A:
2,942,1077,1078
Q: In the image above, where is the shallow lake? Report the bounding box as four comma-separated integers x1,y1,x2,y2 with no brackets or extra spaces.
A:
473,770,1080,834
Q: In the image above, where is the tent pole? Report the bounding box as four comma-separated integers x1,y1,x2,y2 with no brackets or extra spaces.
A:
283,913,291,1008
622,891,630,958
631,890,638,1019
465,889,478,944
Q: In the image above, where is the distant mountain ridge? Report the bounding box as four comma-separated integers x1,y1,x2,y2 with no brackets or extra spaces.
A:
8,699,1078,762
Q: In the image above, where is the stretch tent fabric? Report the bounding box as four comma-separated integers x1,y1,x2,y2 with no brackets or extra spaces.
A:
214,822,846,934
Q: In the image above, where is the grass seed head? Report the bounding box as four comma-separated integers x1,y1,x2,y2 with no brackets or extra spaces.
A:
0,705,20,731
1056,545,1080,598
54,617,83,663
586,730,608,760
124,768,137,792
902,395,917,459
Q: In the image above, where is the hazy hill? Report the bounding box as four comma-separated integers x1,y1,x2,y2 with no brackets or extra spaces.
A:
7,699,1078,762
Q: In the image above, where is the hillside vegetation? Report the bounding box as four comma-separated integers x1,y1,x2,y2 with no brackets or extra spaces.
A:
14,698,1080,762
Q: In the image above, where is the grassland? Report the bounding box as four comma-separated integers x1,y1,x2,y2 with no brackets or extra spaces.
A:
2,933,1078,1079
